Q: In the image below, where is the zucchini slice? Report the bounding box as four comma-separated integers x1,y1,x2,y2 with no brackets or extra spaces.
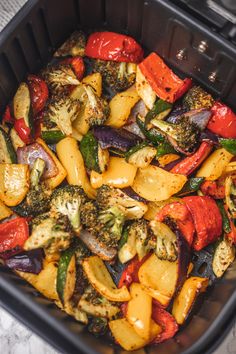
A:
212,238,235,278
136,114,165,145
57,248,76,304
13,82,34,132
10,128,25,150
41,128,65,144
125,142,156,168
78,287,120,319
145,98,172,126
80,131,109,173
0,127,17,163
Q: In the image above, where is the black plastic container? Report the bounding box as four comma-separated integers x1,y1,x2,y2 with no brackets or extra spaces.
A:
0,1,236,353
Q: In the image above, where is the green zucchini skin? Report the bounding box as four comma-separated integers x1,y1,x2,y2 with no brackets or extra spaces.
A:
176,177,205,197
145,98,172,126
136,114,164,145
80,131,108,173
156,140,176,158
41,130,65,144
0,127,17,163
125,141,149,161
56,248,76,304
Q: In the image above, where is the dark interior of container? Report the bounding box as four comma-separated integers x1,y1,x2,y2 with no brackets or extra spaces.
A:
0,0,236,353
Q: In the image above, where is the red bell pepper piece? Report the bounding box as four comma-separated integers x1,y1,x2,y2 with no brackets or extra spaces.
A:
200,180,225,199
156,202,195,246
170,142,212,176
0,217,29,256
151,304,178,344
85,31,143,63
27,75,49,115
207,102,236,139
2,105,14,125
118,254,150,288
14,118,31,144
183,196,222,251
61,56,85,80
138,52,192,103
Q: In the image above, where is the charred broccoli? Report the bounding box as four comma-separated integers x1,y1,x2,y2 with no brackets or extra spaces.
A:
118,219,153,263
93,59,136,92
80,200,125,248
150,220,178,262
13,158,51,216
96,185,147,219
51,185,87,231
54,31,86,57
43,94,80,135
42,64,80,94
24,211,73,254
151,114,200,154
83,85,110,126
183,86,214,110
98,205,125,240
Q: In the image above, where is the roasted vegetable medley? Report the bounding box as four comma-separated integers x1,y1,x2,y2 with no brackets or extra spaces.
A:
1,30,236,351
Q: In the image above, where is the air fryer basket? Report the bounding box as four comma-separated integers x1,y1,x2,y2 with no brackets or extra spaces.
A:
0,1,236,353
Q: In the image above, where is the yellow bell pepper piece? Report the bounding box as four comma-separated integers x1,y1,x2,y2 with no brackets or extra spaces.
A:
36,138,67,189
196,148,233,181
106,85,140,128
0,164,29,206
90,157,137,189
0,199,13,220
56,137,96,199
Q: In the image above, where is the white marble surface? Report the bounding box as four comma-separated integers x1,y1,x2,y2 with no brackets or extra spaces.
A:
0,0,236,353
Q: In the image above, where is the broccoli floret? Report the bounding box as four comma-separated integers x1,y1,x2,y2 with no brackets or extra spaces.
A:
51,185,87,231
96,185,147,219
83,85,110,126
13,158,51,217
43,94,80,135
42,64,80,93
98,205,125,240
183,86,214,110
118,219,153,263
80,200,125,248
24,211,73,254
150,220,178,262
93,59,136,92
54,31,86,57
151,114,200,154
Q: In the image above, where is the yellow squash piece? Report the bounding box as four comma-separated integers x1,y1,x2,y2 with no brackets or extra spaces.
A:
138,253,178,306
56,137,96,199
196,148,233,181
82,256,130,302
0,200,13,220
132,165,187,202
82,72,102,97
172,277,209,325
0,163,29,206
127,283,152,340
106,85,140,128
136,66,156,109
36,138,67,189
90,157,137,189
109,318,161,351
17,261,59,301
